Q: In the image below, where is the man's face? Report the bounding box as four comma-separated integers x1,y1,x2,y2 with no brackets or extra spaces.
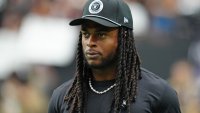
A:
81,21,118,69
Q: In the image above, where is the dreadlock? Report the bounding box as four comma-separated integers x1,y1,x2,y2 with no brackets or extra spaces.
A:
64,27,141,113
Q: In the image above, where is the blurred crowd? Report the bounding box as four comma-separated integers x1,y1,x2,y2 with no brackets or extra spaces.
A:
0,0,199,113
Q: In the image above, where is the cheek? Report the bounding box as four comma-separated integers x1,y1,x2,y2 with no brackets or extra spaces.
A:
102,38,118,57
110,35,118,52
112,32,118,51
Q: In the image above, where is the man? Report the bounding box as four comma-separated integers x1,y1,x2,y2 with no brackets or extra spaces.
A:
48,0,181,113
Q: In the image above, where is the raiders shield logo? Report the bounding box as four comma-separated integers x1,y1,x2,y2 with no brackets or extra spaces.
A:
89,0,103,14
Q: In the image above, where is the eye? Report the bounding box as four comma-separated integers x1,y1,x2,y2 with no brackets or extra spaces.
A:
96,32,106,38
81,31,90,39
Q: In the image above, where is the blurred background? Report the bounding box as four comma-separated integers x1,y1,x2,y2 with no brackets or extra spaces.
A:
0,0,199,113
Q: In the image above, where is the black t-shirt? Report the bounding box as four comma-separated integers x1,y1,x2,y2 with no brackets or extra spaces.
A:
48,68,181,113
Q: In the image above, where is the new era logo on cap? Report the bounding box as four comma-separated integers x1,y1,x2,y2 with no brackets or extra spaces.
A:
124,17,129,23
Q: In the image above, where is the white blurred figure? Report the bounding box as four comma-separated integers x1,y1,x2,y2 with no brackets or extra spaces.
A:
18,0,79,66
0,29,18,78
0,8,23,79
176,0,200,16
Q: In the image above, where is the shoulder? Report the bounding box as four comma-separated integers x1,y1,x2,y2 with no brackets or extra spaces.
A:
138,68,181,113
140,68,173,92
48,79,74,113
53,79,74,96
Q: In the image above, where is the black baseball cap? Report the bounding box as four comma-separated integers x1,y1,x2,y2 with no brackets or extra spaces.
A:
69,0,133,29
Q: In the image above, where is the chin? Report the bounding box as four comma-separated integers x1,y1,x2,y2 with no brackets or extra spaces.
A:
87,62,105,69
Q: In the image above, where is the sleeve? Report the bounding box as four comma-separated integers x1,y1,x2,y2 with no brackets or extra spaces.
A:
48,90,60,113
157,85,182,113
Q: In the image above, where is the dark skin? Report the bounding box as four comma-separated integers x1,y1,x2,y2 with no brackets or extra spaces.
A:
81,21,119,81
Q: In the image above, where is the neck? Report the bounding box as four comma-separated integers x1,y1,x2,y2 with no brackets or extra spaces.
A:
91,65,117,81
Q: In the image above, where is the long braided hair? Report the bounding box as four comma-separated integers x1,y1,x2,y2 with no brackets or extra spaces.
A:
64,26,141,113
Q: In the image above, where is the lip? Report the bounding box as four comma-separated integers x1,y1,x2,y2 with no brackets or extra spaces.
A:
85,50,100,58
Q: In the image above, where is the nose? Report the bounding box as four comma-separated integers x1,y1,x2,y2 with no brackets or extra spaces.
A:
87,35,97,47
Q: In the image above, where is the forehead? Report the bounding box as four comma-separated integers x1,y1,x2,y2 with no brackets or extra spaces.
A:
81,20,118,31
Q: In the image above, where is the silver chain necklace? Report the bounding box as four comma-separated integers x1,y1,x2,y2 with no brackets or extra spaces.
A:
89,78,116,94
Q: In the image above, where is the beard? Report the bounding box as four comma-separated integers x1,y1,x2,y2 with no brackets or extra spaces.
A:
84,52,118,69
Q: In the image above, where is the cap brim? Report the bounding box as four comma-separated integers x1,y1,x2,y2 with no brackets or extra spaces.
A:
69,16,119,28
